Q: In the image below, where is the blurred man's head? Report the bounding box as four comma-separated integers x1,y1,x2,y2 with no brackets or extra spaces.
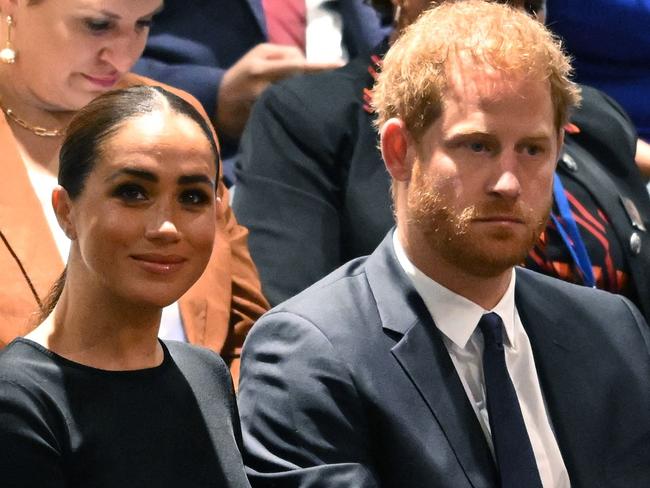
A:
375,0,580,282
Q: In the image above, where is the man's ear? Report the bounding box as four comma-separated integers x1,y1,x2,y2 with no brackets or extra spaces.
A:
380,118,413,182
52,186,77,240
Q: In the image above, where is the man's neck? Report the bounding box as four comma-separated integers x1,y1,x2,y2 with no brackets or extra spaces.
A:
396,226,514,310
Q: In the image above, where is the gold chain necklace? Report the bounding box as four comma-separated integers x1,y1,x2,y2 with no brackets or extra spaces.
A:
0,101,64,137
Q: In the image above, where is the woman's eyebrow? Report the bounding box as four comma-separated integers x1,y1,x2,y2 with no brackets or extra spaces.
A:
105,169,215,188
105,167,157,183
178,174,215,188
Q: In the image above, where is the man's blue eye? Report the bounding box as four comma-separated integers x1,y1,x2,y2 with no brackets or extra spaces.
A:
468,142,487,152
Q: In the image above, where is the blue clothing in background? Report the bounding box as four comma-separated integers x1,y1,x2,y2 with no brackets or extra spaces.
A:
547,0,650,141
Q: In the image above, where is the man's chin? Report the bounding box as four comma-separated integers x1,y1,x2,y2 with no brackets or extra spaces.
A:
460,253,526,278
440,237,533,278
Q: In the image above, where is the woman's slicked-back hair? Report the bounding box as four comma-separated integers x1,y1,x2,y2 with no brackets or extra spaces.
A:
59,85,220,199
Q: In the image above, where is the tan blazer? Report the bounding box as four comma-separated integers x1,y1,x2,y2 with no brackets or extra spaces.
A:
0,73,269,384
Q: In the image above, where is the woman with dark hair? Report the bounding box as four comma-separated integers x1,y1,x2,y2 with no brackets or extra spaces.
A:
0,0,268,384
0,85,251,488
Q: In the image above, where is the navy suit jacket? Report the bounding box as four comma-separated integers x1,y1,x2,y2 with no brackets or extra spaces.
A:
238,233,650,487
134,0,389,182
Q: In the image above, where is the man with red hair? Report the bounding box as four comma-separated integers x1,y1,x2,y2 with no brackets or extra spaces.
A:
238,2,650,486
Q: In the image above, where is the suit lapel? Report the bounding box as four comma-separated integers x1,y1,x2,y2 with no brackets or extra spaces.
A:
0,114,63,342
514,268,597,485
366,234,497,487
178,225,230,350
244,0,267,38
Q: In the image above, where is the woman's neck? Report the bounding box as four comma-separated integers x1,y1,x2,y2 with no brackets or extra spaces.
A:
27,286,165,371
0,69,75,128
14,133,62,176
0,71,75,175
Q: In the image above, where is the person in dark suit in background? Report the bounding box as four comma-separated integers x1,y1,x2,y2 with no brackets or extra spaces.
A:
134,0,389,184
238,2,650,486
233,0,650,319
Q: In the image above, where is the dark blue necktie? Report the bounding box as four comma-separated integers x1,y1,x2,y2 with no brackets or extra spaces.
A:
478,312,543,488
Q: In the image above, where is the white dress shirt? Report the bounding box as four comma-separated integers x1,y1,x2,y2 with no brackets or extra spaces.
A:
305,0,347,63
393,231,570,488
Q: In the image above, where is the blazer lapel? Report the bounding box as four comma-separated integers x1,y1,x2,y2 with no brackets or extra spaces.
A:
0,115,63,338
245,0,267,38
514,268,596,485
366,233,497,488
178,223,230,350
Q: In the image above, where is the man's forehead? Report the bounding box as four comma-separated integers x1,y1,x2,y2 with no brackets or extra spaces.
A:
444,59,548,102
436,64,555,134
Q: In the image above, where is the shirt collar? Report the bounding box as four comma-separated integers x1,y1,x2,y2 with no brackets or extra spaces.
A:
392,230,518,350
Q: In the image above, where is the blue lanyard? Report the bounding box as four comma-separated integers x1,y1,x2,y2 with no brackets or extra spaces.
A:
550,174,596,288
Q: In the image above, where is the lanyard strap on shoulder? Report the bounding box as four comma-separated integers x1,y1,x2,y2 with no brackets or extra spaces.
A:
551,173,596,288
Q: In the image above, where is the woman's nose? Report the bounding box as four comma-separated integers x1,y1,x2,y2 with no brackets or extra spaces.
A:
98,32,146,74
145,217,181,243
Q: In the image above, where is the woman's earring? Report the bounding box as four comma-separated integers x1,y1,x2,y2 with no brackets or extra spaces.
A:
0,16,16,64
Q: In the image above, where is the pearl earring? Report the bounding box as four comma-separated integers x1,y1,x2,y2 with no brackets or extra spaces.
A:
0,16,17,64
